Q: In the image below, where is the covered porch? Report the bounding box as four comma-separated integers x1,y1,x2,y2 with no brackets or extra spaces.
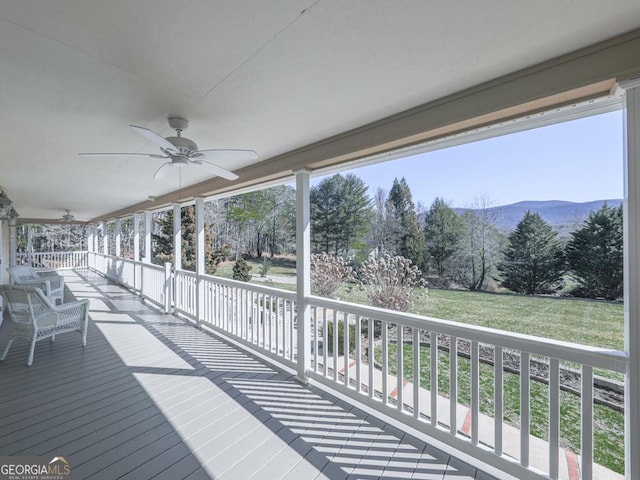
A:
2,3,640,480
0,268,495,480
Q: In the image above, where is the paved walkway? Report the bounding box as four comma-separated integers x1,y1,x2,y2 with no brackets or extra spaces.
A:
319,357,622,480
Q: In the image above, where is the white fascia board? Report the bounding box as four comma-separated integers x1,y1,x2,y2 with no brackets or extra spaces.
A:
314,91,624,178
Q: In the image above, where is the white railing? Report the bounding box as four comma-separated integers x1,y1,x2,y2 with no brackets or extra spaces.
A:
20,251,88,270
305,295,628,480
103,256,136,289
85,252,629,480
140,262,169,310
196,274,298,369
89,252,169,310
175,269,198,318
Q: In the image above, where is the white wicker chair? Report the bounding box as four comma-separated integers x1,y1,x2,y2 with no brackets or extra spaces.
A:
0,285,89,366
6,265,65,305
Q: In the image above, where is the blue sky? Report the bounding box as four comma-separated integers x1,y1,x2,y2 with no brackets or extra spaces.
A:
329,110,624,210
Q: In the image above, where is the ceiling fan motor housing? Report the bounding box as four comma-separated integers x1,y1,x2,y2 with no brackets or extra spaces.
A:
165,136,198,154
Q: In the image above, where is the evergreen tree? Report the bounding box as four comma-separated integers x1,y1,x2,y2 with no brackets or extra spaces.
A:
152,211,174,265
152,206,223,274
386,178,427,271
423,197,463,277
310,173,371,256
498,211,565,294
232,258,252,281
566,204,623,300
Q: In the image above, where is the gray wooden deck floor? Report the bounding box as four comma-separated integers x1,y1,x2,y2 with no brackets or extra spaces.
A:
0,269,498,480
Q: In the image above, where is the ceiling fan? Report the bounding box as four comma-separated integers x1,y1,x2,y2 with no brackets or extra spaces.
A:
80,117,257,180
61,209,75,222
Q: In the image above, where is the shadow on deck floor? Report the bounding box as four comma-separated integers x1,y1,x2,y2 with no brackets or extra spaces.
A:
0,269,497,480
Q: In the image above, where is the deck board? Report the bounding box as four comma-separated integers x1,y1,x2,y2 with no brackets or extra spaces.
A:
0,269,498,480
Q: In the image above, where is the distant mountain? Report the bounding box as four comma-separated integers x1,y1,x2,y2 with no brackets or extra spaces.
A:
453,199,622,235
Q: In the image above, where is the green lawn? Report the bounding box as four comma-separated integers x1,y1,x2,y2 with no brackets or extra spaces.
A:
377,343,625,474
342,286,624,351
215,255,297,279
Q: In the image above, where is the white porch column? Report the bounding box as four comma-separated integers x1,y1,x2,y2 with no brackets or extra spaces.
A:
27,224,33,264
87,225,94,253
133,214,141,262
143,211,152,264
93,225,99,252
102,222,108,256
173,204,182,271
115,218,121,257
8,217,17,267
133,214,141,293
295,169,311,382
0,222,7,284
622,78,640,480
195,197,205,326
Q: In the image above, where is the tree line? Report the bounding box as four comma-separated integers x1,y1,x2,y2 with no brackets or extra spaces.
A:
147,172,625,300
308,173,623,301
18,171,623,300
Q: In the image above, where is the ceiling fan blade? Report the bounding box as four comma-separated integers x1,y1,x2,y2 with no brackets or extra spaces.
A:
78,152,166,158
153,162,175,180
194,149,258,162
192,160,239,181
129,125,177,154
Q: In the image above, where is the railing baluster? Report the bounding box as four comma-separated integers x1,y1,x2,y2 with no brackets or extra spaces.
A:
344,312,350,388
323,308,328,377
520,351,530,467
397,324,404,412
312,306,318,371
244,289,249,340
382,320,389,405
356,315,362,393
549,357,560,479
430,331,438,427
268,295,273,351
368,318,374,399
215,283,220,328
261,293,266,348
471,340,479,445
449,335,457,435
275,295,280,355
289,300,294,360
246,289,251,339
495,346,503,456
236,287,241,335
223,284,228,332
413,327,420,419
582,365,594,480
332,310,338,382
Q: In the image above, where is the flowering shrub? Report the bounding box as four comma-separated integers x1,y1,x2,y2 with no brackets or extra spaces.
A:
310,253,355,298
358,254,426,312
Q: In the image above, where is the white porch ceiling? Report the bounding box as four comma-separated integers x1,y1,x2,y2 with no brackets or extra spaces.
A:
2,1,640,222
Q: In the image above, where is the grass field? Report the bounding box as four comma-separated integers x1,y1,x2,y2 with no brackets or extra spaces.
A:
341,286,624,351
215,255,297,280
